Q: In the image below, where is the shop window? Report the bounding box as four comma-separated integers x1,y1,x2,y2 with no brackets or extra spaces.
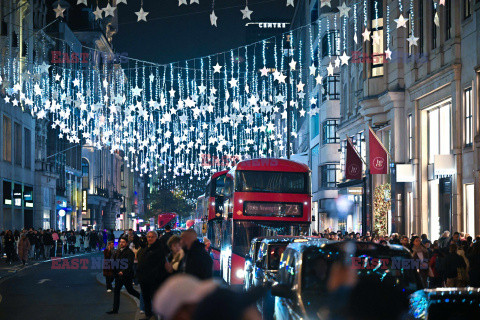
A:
370,0,384,77
464,0,472,19
25,128,31,169
407,114,414,161
14,122,22,166
464,88,473,147
322,120,339,144
3,116,11,162
321,164,339,189
428,101,451,164
322,30,340,58
322,75,340,101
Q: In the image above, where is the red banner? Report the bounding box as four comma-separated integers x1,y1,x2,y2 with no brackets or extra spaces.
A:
346,137,363,180
369,127,388,174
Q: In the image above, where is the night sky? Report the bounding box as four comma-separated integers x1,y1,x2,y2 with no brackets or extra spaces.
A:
112,0,295,64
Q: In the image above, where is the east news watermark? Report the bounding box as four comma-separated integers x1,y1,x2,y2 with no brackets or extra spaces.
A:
51,257,129,270
350,257,429,270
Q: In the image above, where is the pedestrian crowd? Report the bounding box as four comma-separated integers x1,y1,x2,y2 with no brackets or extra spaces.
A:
104,225,261,320
312,229,480,288
0,228,114,266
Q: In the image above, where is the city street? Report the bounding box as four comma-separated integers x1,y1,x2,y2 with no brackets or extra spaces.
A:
0,253,137,320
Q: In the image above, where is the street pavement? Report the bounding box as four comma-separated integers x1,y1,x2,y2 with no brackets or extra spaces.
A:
0,252,138,320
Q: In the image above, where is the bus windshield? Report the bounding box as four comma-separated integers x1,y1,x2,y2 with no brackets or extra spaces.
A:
232,221,309,257
235,171,308,194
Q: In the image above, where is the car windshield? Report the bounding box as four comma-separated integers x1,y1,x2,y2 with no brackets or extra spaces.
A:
268,244,287,270
235,171,308,193
301,244,423,313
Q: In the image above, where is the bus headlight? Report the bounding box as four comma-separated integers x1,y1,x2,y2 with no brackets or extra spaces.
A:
235,268,245,279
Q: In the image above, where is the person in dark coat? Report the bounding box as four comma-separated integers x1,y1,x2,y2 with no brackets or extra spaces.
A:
106,237,140,315
467,241,480,287
444,243,466,287
4,230,15,264
180,229,213,279
137,231,169,320
159,225,174,253
104,241,115,292
43,230,54,259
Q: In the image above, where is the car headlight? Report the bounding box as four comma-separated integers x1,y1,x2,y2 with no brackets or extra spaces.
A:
235,268,245,279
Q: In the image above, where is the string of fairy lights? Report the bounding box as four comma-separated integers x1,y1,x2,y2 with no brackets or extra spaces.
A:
1,0,448,195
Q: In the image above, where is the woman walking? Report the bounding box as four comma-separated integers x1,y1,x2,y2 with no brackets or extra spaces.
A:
18,233,31,266
4,230,15,264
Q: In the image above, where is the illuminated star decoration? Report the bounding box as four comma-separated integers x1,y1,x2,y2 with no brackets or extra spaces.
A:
327,63,334,76
338,2,350,17
135,7,149,22
241,6,253,20
210,11,218,26
53,4,65,18
286,0,295,7
340,51,350,65
93,6,103,20
213,63,222,73
77,0,88,5
190,0,199,4
320,0,331,7
362,28,371,42
104,3,116,17
315,75,323,85
407,35,419,47
117,0,128,4
178,0,187,6
289,58,297,70
385,48,392,60
394,14,408,29
260,66,269,77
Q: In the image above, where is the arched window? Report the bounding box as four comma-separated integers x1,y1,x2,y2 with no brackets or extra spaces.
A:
82,158,89,190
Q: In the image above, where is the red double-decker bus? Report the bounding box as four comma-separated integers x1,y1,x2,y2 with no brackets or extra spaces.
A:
207,158,311,286
204,170,229,275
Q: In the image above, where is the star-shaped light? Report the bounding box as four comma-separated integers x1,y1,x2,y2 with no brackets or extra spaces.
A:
72,78,80,87
178,0,187,5
117,0,128,4
38,62,50,74
210,11,218,27
289,58,297,70
385,48,392,60
394,14,408,29
362,28,371,42
340,51,350,65
213,63,222,73
315,75,323,85
407,35,419,47
132,85,142,97
321,0,331,7
228,78,238,88
334,57,340,68
104,4,116,17
296,81,305,92
135,7,149,22
327,63,334,76
309,64,316,75
190,0,199,4
338,2,350,17
260,66,269,76
277,73,287,83
241,6,253,20
77,0,88,5
286,0,295,7
53,4,65,18
93,6,103,20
